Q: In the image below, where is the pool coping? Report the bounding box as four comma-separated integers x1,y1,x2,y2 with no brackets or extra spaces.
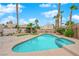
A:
11,33,79,55
12,33,76,52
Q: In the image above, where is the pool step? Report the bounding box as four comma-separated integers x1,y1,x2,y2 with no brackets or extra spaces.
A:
55,38,75,47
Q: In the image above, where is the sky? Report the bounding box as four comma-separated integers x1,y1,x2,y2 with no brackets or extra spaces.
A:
0,3,79,26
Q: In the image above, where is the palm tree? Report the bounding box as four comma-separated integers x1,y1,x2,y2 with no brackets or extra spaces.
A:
53,15,59,33
35,19,39,33
70,5,77,21
35,19,39,29
54,3,61,29
60,11,64,26
69,4,77,28
27,23,34,33
53,15,58,28
16,3,19,31
58,3,61,28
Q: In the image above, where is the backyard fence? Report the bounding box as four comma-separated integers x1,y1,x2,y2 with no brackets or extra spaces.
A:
72,24,79,39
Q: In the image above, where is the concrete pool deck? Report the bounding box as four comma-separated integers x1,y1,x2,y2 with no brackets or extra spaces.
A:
0,33,79,56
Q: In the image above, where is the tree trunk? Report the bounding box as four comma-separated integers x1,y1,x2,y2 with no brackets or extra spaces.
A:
16,3,19,31
56,17,59,29
70,10,72,22
55,3,61,29
61,15,62,27
58,3,60,28
69,10,72,28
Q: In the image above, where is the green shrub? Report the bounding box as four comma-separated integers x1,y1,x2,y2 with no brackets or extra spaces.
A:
64,28,74,37
56,27,65,34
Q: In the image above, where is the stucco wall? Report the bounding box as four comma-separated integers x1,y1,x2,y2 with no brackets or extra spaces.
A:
72,24,79,39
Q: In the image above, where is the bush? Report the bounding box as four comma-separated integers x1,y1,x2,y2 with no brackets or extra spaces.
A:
64,28,74,37
56,27,65,34
26,26,36,33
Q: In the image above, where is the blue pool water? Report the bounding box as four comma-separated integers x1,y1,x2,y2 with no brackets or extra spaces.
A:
12,34,75,52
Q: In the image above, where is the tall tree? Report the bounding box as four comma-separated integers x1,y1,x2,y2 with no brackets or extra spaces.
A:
16,3,19,30
60,11,64,26
35,19,39,29
53,15,58,28
54,3,61,29
69,4,77,28
35,19,39,33
58,3,61,28
70,5,77,21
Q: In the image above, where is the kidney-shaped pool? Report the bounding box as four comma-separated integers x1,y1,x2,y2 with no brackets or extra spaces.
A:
12,34,75,52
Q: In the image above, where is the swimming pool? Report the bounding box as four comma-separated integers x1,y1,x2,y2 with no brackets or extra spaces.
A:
12,34,75,52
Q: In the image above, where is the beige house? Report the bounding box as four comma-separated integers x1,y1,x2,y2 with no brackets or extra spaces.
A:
41,24,54,29
6,21,16,29
37,24,54,33
0,21,17,36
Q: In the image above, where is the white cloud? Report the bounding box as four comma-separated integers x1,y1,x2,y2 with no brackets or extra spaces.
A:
29,18,37,23
0,16,37,25
19,19,28,25
0,16,16,24
39,3,51,8
0,4,24,16
7,4,23,8
0,16,28,25
42,10,58,18
39,4,57,8
72,15,79,20
61,0,72,3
